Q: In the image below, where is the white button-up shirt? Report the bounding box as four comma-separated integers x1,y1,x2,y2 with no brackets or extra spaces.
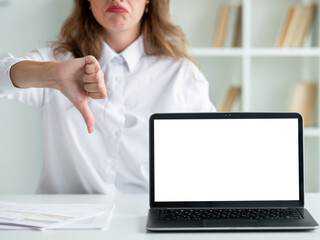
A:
0,36,216,194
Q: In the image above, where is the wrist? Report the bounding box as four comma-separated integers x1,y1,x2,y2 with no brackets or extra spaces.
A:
10,60,60,89
45,61,60,90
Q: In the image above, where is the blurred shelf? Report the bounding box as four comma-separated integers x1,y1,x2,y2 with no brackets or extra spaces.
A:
250,48,320,57
305,128,320,137
173,0,320,191
191,47,320,57
191,48,243,57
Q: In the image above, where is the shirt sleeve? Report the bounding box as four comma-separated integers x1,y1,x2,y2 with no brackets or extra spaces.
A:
0,48,54,110
180,59,217,112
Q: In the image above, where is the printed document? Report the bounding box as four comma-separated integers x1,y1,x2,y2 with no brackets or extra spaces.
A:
0,201,114,230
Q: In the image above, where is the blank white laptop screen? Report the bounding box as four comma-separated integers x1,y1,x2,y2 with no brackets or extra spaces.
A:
154,119,300,202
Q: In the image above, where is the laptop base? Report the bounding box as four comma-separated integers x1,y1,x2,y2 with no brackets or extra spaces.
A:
146,208,319,231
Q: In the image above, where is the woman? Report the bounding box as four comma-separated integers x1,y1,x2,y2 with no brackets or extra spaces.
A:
0,0,215,194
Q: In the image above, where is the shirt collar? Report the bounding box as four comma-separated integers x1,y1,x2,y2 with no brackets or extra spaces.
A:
120,35,144,72
99,35,144,72
99,41,118,69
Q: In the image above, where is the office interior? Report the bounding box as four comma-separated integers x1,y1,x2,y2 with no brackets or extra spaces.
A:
0,0,319,194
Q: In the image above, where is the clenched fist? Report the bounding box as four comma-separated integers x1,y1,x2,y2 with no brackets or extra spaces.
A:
54,55,107,133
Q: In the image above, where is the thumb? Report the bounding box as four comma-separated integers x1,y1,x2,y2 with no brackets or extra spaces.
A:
75,100,95,134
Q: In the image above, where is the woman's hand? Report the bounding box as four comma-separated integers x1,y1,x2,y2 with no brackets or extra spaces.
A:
10,56,106,133
54,56,107,133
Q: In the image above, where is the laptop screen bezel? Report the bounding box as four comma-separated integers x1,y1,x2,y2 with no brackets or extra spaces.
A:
149,112,304,208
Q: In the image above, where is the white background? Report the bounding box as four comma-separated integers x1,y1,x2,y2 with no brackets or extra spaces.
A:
154,119,300,202
0,0,73,193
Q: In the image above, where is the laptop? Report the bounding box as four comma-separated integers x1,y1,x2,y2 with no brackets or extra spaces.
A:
146,112,319,231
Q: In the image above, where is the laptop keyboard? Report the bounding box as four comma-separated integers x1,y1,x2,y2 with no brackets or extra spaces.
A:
159,208,303,221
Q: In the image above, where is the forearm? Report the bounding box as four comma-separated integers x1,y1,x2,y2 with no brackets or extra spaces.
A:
10,60,58,89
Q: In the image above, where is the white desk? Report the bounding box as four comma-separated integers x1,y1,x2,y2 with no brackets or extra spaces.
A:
0,193,319,240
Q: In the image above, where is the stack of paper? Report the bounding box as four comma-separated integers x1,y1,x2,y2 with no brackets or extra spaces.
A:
0,201,114,230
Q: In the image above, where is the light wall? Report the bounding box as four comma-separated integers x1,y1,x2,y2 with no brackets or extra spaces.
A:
0,0,73,194
1,0,317,194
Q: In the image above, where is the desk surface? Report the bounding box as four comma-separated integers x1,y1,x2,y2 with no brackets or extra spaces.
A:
0,193,319,240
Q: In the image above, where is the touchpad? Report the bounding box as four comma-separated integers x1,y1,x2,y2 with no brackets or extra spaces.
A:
204,219,260,227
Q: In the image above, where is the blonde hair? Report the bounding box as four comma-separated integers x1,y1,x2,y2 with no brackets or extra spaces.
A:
53,0,194,63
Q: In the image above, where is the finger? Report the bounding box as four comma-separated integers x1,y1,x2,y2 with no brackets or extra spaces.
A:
83,71,104,83
88,92,107,99
84,55,101,74
83,73,97,83
84,82,106,93
85,63,100,74
75,100,95,134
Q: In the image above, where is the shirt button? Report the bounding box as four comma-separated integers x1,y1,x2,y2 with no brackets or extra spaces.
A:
115,77,121,82
114,129,122,137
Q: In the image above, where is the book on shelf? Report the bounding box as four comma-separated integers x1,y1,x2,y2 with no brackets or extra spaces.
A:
290,82,317,127
213,6,230,47
233,5,242,47
277,4,317,48
277,6,295,47
292,5,316,47
219,86,241,112
224,6,237,47
213,5,242,48
281,6,303,47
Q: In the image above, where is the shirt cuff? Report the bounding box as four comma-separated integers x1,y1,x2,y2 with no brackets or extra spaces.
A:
0,56,25,94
